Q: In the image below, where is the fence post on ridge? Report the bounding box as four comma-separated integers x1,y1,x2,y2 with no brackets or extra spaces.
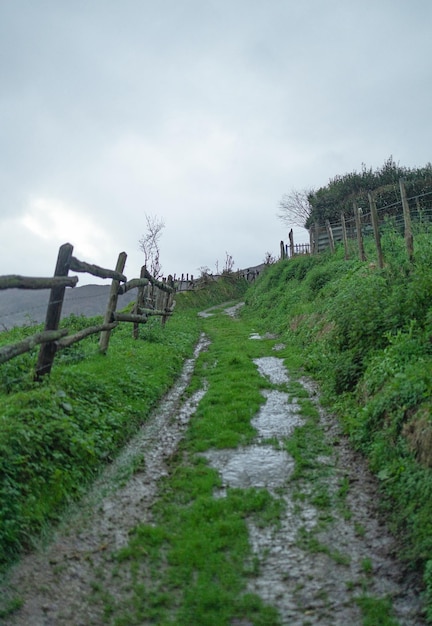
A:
35,242,74,380
309,228,314,255
399,178,414,262
99,252,127,354
341,212,349,260
314,222,320,254
325,220,335,254
162,275,174,326
288,229,294,257
368,191,384,269
353,200,366,262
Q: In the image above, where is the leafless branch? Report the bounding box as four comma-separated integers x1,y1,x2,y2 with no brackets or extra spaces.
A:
277,188,313,228
138,214,165,278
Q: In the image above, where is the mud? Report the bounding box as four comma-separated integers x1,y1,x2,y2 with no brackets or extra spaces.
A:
203,353,425,625
1,311,427,625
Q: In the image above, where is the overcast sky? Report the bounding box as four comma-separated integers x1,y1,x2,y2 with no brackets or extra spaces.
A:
1,0,431,284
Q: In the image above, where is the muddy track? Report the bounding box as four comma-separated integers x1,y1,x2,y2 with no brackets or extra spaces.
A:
0,307,427,625
1,335,210,625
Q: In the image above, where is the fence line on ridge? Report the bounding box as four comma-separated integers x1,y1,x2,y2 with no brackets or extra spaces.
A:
280,179,432,266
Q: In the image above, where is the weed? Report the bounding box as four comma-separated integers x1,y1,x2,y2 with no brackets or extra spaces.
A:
355,595,400,626
354,522,366,537
0,596,23,619
361,557,374,576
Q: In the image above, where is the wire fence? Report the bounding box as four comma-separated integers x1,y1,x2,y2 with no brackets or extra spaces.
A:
282,181,432,260
315,187,432,253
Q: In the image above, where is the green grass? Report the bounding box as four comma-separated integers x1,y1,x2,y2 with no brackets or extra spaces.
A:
356,595,400,626
109,480,283,625
184,310,271,452
0,309,202,567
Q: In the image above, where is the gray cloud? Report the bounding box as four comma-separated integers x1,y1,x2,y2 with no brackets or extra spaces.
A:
1,0,431,282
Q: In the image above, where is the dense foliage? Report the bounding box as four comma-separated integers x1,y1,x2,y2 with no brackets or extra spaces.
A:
304,157,432,227
244,223,432,619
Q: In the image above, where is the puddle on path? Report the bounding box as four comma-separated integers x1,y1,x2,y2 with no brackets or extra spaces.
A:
223,302,245,317
251,389,302,441
253,356,290,385
202,445,294,491
198,301,245,319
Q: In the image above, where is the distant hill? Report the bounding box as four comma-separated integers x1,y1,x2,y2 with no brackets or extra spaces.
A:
0,284,137,330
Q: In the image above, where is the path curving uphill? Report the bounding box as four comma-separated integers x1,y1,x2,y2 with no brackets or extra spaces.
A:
1,303,426,625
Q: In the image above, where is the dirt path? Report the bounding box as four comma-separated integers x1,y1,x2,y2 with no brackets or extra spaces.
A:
1,307,426,625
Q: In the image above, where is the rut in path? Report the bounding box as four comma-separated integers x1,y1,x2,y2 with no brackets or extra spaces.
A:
1,307,426,625
203,352,424,625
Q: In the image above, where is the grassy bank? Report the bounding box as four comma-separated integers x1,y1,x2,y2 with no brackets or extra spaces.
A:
243,225,432,619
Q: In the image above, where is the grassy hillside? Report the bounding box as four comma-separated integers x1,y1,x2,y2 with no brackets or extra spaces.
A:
0,276,248,572
243,224,432,618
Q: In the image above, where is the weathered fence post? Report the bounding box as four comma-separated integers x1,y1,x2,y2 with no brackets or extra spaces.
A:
156,279,165,312
368,191,384,269
162,275,174,326
341,212,349,260
288,228,294,257
35,243,74,380
314,222,320,254
280,240,285,259
325,220,335,254
99,252,127,354
353,200,366,262
399,178,414,262
133,265,146,339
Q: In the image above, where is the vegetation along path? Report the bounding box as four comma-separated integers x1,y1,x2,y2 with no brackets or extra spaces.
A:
1,300,427,625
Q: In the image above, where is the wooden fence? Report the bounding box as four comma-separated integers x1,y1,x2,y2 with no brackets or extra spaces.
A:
0,243,175,379
172,264,264,292
280,235,311,259
173,273,196,292
280,179,432,266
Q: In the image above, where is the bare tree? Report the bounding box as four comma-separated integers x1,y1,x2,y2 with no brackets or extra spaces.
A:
223,251,235,274
278,188,313,228
263,251,276,265
138,214,165,278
